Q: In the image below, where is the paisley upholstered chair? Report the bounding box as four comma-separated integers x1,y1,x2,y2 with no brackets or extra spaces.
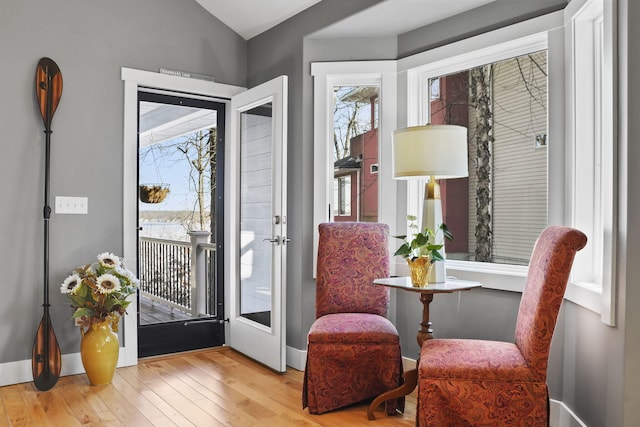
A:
417,226,587,427
302,222,404,415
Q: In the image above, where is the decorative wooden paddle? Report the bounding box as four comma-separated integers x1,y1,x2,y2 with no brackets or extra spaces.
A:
32,57,63,391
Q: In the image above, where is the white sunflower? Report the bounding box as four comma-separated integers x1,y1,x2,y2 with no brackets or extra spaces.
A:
60,274,82,294
117,266,140,288
96,274,122,294
97,252,121,269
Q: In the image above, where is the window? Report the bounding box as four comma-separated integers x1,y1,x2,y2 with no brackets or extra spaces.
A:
564,0,616,325
395,13,566,291
333,85,379,222
311,61,397,273
311,6,615,320
399,26,552,291
394,5,615,320
422,51,548,266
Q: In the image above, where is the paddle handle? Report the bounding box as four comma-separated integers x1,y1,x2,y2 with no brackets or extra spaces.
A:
32,57,62,391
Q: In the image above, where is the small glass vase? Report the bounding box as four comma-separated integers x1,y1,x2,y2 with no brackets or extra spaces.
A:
407,257,434,287
80,320,119,385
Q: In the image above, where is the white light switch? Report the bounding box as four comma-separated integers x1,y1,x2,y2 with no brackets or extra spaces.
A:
55,196,88,214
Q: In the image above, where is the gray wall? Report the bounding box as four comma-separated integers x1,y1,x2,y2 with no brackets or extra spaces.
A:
249,0,640,426
246,0,388,350
0,0,246,362
398,0,568,57
3,0,637,425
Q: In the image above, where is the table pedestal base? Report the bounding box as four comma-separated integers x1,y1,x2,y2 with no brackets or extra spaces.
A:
367,293,434,420
366,277,480,420
366,369,418,420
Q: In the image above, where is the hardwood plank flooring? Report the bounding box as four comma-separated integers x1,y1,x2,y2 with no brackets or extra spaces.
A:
0,347,416,426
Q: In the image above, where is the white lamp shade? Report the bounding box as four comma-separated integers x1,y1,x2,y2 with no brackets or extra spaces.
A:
392,124,469,179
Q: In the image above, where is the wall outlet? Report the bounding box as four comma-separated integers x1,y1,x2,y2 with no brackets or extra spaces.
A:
55,196,88,214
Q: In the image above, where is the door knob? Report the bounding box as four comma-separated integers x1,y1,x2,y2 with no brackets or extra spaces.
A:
263,236,281,245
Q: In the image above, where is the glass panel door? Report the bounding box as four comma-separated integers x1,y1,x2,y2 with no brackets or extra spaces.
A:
228,76,287,372
239,102,274,327
136,91,225,357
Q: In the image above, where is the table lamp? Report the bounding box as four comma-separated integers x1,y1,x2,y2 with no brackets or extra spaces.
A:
392,124,468,283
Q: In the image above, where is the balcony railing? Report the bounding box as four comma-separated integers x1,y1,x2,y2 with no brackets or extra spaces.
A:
138,231,216,320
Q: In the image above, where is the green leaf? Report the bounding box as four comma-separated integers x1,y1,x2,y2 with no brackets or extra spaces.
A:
430,251,445,262
68,294,87,307
414,233,429,246
76,285,90,298
441,223,454,241
393,243,412,257
103,297,117,312
73,307,94,318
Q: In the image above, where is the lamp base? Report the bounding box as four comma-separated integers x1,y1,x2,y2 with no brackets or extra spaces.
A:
422,180,445,283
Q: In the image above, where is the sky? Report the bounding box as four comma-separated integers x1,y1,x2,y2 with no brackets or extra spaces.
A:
139,135,211,212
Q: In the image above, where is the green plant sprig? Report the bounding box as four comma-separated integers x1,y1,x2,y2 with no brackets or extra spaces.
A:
393,215,453,262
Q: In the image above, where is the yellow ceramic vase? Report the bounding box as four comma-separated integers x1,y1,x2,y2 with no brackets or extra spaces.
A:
80,321,119,385
407,257,434,287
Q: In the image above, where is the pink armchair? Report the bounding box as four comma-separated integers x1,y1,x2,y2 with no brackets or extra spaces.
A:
417,226,587,426
302,222,404,415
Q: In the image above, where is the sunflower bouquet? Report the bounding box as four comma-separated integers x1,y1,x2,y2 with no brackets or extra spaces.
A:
60,252,139,330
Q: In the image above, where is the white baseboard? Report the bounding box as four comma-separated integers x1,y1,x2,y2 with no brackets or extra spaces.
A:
403,356,417,371
286,345,306,371
0,350,129,387
550,399,588,427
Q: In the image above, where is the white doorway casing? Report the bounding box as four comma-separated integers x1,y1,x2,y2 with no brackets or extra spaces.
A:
121,68,245,365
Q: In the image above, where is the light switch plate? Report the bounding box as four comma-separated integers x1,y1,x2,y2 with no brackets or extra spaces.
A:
55,196,88,214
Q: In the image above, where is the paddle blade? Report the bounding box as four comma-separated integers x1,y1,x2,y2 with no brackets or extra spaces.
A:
35,57,63,128
32,312,61,391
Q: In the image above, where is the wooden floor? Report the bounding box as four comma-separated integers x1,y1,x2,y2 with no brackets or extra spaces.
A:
0,347,417,426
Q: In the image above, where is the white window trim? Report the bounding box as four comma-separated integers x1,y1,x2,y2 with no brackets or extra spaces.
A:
309,8,616,324
564,0,617,325
394,13,562,294
395,9,616,323
311,61,397,276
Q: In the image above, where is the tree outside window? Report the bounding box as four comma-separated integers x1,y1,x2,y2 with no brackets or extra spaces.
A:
428,51,548,265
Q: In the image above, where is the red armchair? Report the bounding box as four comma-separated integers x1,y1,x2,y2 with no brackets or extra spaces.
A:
417,226,587,426
302,222,404,415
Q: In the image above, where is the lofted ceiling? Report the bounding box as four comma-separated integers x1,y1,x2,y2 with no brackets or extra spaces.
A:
195,0,495,40
194,0,323,40
145,0,495,145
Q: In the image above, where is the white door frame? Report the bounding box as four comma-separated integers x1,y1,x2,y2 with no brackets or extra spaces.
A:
227,75,288,372
121,68,245,365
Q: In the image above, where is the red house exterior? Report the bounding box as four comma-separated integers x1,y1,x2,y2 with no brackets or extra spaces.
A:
334,89,379,223
430,72,470,255
333,126,379,223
